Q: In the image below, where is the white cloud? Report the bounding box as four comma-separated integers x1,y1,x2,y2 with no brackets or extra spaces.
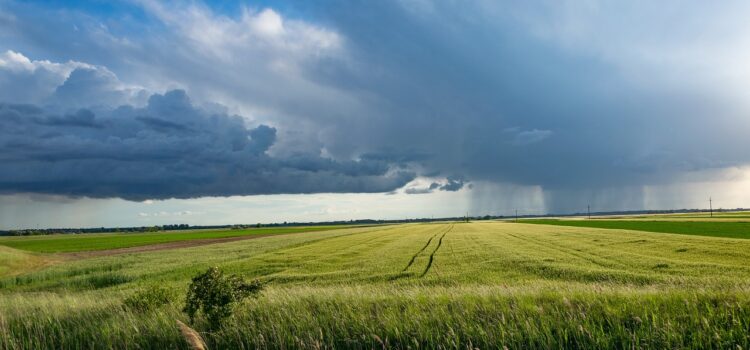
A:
0,50,85,73
136,2,340,60
0,50,146,107
249,8,284,36
0,50,89,104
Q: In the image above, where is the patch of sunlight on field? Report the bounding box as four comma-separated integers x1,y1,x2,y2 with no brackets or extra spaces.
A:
0,246,57,278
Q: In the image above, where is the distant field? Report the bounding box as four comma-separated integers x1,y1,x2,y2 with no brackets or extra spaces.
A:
664,211,750,218
587,211,750,221
519,219,750,239
2,222,750,348
0,226,356,253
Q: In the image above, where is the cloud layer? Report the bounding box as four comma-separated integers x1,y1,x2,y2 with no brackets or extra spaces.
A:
2,1,750,211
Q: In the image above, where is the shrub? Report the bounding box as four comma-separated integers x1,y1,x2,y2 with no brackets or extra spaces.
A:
123,285,174,312
184,267,263,329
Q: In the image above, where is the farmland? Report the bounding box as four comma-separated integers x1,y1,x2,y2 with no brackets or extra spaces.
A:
2,221,750,348
0,226,354,253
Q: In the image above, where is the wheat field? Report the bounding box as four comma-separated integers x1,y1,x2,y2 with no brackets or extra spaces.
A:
2,222,750,348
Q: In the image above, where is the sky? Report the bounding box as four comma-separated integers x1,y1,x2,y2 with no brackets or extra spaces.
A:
2,1,750,229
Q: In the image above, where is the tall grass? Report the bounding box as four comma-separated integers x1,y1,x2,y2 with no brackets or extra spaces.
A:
2,287,749,349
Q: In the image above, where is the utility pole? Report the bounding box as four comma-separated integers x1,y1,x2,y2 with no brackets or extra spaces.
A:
709,197,713,218
515,209,518,222
587,204,590,219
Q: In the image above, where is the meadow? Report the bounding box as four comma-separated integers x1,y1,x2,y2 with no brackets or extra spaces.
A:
1,221,750,348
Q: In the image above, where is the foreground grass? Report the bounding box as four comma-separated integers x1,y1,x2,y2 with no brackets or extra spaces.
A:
520,219,750,239
3,287,749,349
2,222,750,348
0,225,358,253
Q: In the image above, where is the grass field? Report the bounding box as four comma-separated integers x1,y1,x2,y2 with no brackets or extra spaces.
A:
0,226,355,253
2,222,750,348
519,219,750,239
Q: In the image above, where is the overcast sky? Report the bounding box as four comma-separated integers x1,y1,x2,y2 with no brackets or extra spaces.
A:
2,1,750,229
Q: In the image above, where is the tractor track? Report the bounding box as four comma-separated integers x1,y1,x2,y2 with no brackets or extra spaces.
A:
401,230,441,272
419,224,453,277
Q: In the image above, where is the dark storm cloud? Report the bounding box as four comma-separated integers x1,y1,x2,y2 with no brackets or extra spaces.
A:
404,177,465,195
438,177,465,192
0,90,415,200
135,116,189,132
39,109,102,128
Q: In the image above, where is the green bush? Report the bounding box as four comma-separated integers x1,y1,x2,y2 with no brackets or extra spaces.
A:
123,285,174,312
184,267,263,329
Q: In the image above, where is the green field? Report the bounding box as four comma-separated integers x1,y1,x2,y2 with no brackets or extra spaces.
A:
576,211,750,221
634,211,750,219
519,219,750,239
0,226,353,253
2,222,750,348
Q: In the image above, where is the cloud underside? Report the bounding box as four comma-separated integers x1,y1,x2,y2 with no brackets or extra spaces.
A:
404,177,467,194
0,89,414,200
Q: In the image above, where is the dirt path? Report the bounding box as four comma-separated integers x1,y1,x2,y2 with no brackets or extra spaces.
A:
60,232,298,259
